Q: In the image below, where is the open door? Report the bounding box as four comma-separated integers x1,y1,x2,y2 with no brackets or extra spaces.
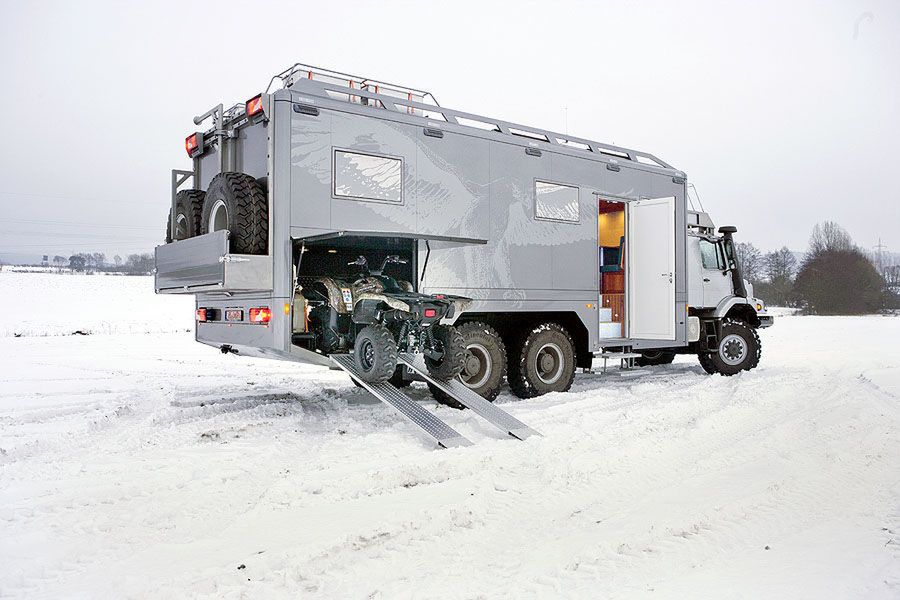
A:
627,197,675,340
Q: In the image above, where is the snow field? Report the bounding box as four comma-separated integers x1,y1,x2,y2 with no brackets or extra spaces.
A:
0,273,898,598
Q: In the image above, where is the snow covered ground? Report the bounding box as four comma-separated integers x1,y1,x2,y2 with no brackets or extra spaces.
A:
1,272,898,599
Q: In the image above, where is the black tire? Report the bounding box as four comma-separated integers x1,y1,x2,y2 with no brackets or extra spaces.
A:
508,323,576,399
424,325,466,381
388,365,413,388
428,322,507,409
698,318,761,376
201,172,268,255
166,189,205,243
352,325,398,384
636,350,676,367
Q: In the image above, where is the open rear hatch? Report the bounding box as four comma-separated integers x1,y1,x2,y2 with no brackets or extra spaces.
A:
154,230,272,294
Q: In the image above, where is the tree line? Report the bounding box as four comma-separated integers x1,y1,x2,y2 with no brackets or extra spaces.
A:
735,221,899,315
52,252,154,275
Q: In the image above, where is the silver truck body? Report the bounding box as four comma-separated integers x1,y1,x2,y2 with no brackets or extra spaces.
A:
156,64,769,370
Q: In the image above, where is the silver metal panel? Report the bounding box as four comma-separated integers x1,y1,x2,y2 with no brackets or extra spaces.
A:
330,355,472,449
155,231,273,294
416,127,490,242
398,354,541,440
155,231,227,292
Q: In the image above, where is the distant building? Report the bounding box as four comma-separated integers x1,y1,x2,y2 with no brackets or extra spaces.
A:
41,255,49,267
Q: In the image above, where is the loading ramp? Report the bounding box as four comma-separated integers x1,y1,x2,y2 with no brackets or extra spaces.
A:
331,353,542,448
330,354,472,449
398,353,541,441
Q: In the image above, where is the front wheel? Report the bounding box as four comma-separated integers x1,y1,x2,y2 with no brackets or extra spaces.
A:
353,325,398,383
698,318,761,376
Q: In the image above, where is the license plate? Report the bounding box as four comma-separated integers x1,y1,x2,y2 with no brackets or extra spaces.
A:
225,309,243,322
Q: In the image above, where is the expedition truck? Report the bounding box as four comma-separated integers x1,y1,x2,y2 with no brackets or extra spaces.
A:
155,63,773,420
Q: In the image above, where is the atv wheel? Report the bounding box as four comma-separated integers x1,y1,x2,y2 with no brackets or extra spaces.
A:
508,322,576,399
353,324,398,383
698,318,761,376
424,325,466,381
635,350,676,367
166,189,205,243
428,322,507,409
201,172,268,255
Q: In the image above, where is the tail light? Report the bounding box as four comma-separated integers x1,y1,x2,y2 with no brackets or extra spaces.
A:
424,308,437,318
249,307,272,324
196,308,207,322
185,133,203,157
246,94,264,118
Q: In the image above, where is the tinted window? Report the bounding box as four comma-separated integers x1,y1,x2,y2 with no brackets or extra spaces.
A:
535,181,579,223
334,150,402,203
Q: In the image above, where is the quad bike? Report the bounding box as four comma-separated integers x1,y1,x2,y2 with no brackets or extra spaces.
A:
302,255,469,384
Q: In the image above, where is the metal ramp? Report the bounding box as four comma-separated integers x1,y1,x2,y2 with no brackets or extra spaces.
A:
398,353,541,441
330,354,472,449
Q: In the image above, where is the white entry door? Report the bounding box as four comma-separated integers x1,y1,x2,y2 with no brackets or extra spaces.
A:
627,197,676,340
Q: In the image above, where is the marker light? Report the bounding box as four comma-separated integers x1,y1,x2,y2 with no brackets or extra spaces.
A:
424,308,437,318
196,308,207,322
249,307,272,324
185,133,202,157
246,94,264,118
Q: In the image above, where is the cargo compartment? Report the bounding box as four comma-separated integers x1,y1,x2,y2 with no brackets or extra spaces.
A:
154,230,272,294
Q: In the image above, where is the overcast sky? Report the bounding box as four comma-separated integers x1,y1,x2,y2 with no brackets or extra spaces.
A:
1,0,898,262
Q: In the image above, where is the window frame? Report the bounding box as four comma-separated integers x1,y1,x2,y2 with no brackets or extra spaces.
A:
699,238,726,271
534,179,581,224
332,148,405,205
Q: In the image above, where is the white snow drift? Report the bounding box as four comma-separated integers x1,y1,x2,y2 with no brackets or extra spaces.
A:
0,271,898,599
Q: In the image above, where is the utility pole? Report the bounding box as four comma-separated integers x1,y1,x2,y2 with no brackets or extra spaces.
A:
873,238,887,275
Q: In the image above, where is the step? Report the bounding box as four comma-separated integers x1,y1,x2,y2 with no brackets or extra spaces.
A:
599,352,642,359
397,353,541,441
330,354,472,449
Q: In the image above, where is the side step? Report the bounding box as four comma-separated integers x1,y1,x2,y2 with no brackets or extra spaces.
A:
330,354,472,449
398,353,541,441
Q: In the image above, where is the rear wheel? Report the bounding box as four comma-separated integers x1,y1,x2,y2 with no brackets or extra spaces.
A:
166,189,205,243
424,325,466,381
636,350,676,367
353,325,398,384
428,322,507,409
698,318,761,375
508,323,576,399
201,172,268,254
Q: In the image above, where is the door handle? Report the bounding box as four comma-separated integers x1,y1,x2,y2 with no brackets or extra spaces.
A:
703,277,710,282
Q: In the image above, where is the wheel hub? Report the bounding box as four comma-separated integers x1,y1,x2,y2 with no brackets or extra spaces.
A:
719,334,747,366
535,343,564,384
460,343,491,389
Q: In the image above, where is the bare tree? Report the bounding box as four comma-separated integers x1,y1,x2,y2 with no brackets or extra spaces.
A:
808,221,853,256
113,255,123,269
765,247,797,282
735,242,763,283
93,252,106,269
53,255,66,273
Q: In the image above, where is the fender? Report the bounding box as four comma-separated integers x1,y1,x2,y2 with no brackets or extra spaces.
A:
711,296,752,320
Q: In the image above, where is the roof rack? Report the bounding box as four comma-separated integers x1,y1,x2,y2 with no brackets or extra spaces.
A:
267,62,440,109
265,62,674,171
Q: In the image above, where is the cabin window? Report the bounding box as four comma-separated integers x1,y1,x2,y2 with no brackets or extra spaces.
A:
535,181,579,223
333,150,403,204
699,239,724,270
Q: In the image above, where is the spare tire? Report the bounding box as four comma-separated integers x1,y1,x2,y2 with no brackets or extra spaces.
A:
166,189,205,243
201,173,268,254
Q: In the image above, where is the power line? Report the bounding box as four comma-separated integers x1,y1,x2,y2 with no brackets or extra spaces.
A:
2,217,159,231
